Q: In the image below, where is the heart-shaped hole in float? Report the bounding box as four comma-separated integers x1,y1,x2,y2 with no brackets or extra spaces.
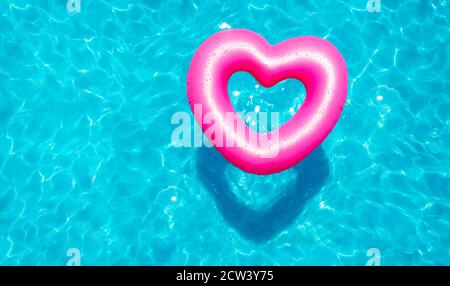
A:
228,72,306,134
187,29,347,175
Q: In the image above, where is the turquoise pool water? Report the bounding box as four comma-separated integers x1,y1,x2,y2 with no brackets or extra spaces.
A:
0,0,449,265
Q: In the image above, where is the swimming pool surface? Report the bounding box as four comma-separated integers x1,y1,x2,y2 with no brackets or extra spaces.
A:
0,0,449,265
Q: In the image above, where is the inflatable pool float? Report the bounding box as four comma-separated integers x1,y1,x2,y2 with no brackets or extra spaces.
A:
187,29,347,175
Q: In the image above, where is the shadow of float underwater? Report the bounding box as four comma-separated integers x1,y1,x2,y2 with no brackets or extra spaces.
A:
196,145,330,242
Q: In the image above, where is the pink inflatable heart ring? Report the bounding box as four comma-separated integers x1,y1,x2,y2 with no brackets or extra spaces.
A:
187,29,347,175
